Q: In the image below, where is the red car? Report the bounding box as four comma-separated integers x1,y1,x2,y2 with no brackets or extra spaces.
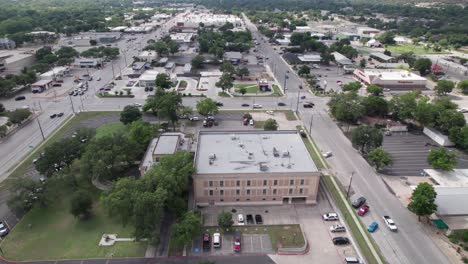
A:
233,231,241,252
358,205,369,216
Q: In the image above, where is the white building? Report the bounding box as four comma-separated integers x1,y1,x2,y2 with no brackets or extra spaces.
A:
298,54,322,63
139,70,159,88
356,27,381,37
176,12,242,29
74,58,103,68
394,36,412,44
170,33,194,43
137,51,158,62
367,39,382,48
40,67,70,81
354,69,427,90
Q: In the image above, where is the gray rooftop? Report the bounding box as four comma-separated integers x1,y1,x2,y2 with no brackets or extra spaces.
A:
195,131,318,174
435,187,468,215
370,52,393,62
154,134,180,155
224,52,242,60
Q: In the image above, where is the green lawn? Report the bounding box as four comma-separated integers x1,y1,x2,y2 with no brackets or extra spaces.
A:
218,92,231,97
95,122,126,139
272,85,282,95
206,224,304,250
234,83,260,94
179,80,188,88
386,44,448,55
254,120,265,129
285,110,297,121
1,195,146,260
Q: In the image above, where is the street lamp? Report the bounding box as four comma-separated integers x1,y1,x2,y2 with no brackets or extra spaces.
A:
346,171,355,199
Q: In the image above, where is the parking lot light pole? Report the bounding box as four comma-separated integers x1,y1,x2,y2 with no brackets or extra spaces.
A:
69,95,76,114
346,171,355,199
36,118,45,141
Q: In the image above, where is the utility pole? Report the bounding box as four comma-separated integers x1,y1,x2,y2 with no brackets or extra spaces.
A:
37,118,45,141
283,74,288,94
111,61,115,79
295,90,301,113
346,171,355,199
69,95,76,114
309,114,313,132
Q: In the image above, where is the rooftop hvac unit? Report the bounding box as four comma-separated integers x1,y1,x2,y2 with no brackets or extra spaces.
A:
282,150,290,157
259,163,268,171
209,153,217,160
238,142,244,148
231,134,237,140
273,147,279,157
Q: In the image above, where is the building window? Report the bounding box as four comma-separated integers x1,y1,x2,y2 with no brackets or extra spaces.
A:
247,189,251,195
263,180,267,186
220,199,224,202
236,199,240,201
290,179,294,185
262,198,266,201
220,190,224,196
299,188,303,194
289,188,293,194
236,180,240,186
263,189,267,195
273,198,276,201
209,181,213,187
247,198,250,201
220,181,224,187
236,189,240,195
209,190,213,196
247,180,251,186
300,179,305,185
274,180,278,186
273,189,277,195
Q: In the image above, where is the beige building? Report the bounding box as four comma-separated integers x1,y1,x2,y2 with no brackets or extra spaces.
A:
193,131,320,206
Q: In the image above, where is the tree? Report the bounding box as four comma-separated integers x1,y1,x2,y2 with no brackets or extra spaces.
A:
36,136,84,177
328,92,364,125
351,126,383,154
168,41,179,55
236,67,249,80
383,50,392,56
362,96,388,117
407,182,437,222
218,211,233,229
431,64,443,75
89,39,97,46
427,147,457,171
220,60,236,76
359,58,367,68
191,55,204,69
196,98,219,117
366,85,383,96
377,31,396,45
414,98,438,126
239,87,247,96
368,147,392,170
120,105,142,125
434,80,455,96
388,91,418,121
0,103,5,112
143,88,183,130
155,73,171,89
7,178,48,215
413,58,432,76
171,211,202,246
7,108,32,124
128,120,157,149
458,80,468,95
70,190,93,219
449,126,468,151
298,65,310,76
342,82,362,92
215,73,233,92
263,118,278,130
437,109,465,134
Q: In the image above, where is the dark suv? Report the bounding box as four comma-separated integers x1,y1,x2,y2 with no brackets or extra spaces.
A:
332,237,350,245
352,196,366,208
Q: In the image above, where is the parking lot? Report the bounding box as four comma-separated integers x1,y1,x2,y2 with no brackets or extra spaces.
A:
188,233,273,256
382,131,468,176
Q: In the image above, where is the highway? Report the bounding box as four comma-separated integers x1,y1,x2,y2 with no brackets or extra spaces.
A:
0,10,451,264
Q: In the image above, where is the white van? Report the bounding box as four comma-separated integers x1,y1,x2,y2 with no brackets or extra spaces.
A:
344,256,362,263
77,82,84,88
213,233,221,248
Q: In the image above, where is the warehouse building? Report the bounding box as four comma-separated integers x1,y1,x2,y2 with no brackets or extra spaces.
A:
354,69,427,90
193,131,321,206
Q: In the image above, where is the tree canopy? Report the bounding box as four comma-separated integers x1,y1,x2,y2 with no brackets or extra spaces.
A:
120,105,142,125
351,126,383,154
407,182,437,222
196,98,219,117
427,147,457,171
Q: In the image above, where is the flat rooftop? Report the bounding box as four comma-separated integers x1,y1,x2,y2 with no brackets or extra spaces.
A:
154,134,180,155
364,69,426,81
425,169,468,188
195,131,318,174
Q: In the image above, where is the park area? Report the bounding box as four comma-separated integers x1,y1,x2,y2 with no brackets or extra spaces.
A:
234,84,282,96
386,44,449,55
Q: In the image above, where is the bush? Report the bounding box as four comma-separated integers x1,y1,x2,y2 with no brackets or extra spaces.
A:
70,190,93,220
7,108,32,124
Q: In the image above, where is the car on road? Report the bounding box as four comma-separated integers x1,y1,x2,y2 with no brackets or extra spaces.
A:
253,104,262,109
133,103,142,107
213,233,221,248
330,224,346,233
50,114,57,118
189,116,199,121
299,85,303,89
323,213,339,221
458,108,468,113
344,256,362,264
322,151,333,158
238,214,245,225
300,95,306,99
255,214,263,224
69,90,74,95
241,103,250,107
383,216,397,231
246,214,254,225
299,129,307,138
203,233,211,251
97,77,101,81
368,221,379,233
332,237,350,245
0,221,9,237
358,205,370,216
57,112,64,117
216,102,224,107
277,102,286,106
233,231,242,252
249,119,254,126
303,102,314,108
15,96,26,101
352,196,366,208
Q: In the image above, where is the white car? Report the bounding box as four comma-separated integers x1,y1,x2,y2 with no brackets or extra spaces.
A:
249,119,254,126
322,151,333,158
457,108,468,113
189,116,199,121
238,214,245,225
330,224,346,233
322,213,339,221
383,215,397,231
133,103,142,107
253,104,262,109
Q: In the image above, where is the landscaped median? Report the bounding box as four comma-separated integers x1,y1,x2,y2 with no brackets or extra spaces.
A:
299,125,385,264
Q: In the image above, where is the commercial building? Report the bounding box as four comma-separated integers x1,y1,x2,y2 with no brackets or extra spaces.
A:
331,51,353,66
136,51,158,62
132,62,151,74
0,38,16,50
40,66,70,81
356,27,381,37
298,54,322,63
367,39,382,48
224,52,242,65
370,52,395,63
74,58,103,68
61,32,121,47
353,69,427,90
31,79,53,93
176,13,242,29
170,33,194,43
0,49,36,75
193,131,321,206
138,70,159,88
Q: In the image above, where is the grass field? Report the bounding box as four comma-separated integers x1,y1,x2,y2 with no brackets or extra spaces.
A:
386,44,448,55
285,110,297,121
1,193,146,260
218,92,231,97
206,224,305,250
234,83,259,94
95,122,126,139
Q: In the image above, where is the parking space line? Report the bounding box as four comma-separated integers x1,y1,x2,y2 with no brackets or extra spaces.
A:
250,235,254,252
260,234,263,251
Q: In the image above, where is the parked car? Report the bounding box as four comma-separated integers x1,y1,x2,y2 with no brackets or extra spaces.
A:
97,77,101,81
69,91,74,95
352,197,366,208
189,116,199,121
216,102,224,107
322,151,333,158
246,214,254,225
241,103,250,107
367,221,379,233
299,129,307,138
133,103,142,107
300,95,306,99
383,216,397,231
249,119,254,126
278,102,286,106
299,85,303,89
0,221,9,237
243,119,249,126
203,233,211,251
344,256,362,264
15,96,26,101
332,237,350,245
233,231,242,252
303,102,314,108
330,224,346,233
358,205,370,216
322,213,339,221
253,104,263,109
238,214,245,225
50,114,57,118
57,112,64,117
213,233,221,248
255,214,263,224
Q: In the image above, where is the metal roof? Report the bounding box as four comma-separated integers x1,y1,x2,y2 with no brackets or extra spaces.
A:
435,187,468,215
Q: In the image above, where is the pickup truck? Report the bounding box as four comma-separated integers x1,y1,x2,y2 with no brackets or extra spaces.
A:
383,215,397,231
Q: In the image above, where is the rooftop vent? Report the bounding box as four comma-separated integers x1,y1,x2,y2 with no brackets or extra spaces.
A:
238,142,244,148
259,163,268,171
231,134,238,140
282,150,290,157
273,147,279,157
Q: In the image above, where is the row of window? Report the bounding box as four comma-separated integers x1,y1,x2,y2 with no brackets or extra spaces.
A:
208,188,304,196
208,179,305,187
